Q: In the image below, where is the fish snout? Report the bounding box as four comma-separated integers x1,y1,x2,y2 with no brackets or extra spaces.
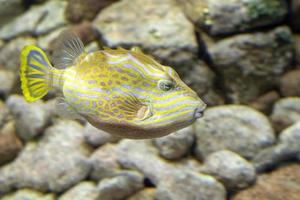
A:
193,103,207,119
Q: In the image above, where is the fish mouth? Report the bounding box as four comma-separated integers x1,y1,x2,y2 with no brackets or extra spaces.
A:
193,104,207,119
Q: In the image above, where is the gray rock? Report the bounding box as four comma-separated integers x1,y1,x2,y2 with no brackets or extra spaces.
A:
59,181,99,200
116,140,225,199
154,171,226,200
0,37,36,71
0,69,16,97
0,0,23,27
35,1,68,35
182,61,224,106
117,140,204,184
93,0,198,70
177,0,288,36
253,122,300,172
0,120,91,195
252,144,298,173
1,189,55,200
153,126,194,160
37,27,69,50
0,100,9,128
89,144,121,181
207,26,293,103
83,123,120,148
0,0,68,40
195,105,275,160
128,188,155,200
271,97,300,132
201,150,256,190
117,140,176,185
97,171,144,200
6,95,50,141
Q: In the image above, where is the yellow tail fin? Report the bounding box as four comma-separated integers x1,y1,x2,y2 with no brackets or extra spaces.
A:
20,45,52,102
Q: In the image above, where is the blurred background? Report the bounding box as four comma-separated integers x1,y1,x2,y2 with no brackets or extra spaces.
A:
0,0,299,199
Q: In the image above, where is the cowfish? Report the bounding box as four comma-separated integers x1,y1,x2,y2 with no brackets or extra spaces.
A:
19,32,206,139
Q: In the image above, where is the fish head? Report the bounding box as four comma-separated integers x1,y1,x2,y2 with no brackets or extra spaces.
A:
133,64,207,135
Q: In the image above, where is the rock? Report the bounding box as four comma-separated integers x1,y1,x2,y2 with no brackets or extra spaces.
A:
252,144,299,173
97,170,144,200
59,181,99,200
279,122,300,147
195,105,275,160
182,61,224,106
37,27,69,51
253,121,300,172
201,150,256,190
233,164,300,200
250,91,280,114
1,189,55,200
177,0,288,36
153,126,194,160
116,140,175,185
93,0,198,70
291,0,300,32
0,121,22,166
154,171,226,200
0,100,9,128
69,21,96,45
0,37,36,71
207,26,293,103
0,69,15,97
295,35,300,66
83,123,120,148
0,0,68,40
117,140,204,184
128,188,155,200
116,140,226,199
280,70,300,97
0,120,91,195
89,144,121,181
270,97,300,132
66,0,118,23
0,0,23,27
6,95,50,141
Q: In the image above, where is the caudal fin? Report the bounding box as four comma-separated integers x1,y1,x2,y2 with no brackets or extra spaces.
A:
20,45,53,102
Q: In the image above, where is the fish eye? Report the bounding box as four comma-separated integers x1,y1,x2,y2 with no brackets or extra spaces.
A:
158,80,174,91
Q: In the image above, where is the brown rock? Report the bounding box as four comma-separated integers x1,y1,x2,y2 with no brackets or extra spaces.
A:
294,35,300,66
70,21,96,45
280,70,300,97
250,91,280,114
65,0,119,23
233,164,300,200
0,121,22,166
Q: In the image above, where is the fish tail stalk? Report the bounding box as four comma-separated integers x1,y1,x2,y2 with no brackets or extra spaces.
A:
20,45,63,102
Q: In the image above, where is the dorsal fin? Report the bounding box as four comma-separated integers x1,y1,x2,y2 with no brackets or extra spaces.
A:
52,31,86,69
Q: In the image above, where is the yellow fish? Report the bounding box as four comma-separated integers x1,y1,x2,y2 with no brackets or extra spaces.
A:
19,32,206,139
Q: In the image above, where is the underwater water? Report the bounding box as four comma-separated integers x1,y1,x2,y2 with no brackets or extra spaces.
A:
0,0,299,199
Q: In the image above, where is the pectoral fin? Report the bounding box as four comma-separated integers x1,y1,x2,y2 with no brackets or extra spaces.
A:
118,93,153,121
